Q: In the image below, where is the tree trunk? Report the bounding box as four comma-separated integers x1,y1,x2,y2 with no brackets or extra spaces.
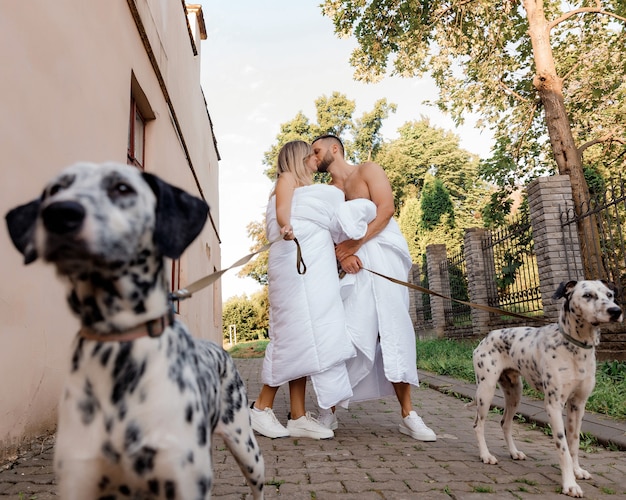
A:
524,0,601,279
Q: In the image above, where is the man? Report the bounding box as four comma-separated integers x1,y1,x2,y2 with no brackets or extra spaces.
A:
311,134,436,442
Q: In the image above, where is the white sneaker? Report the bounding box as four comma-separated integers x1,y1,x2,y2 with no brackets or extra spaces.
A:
250,405,289,438
399,411,437,441
287,412,334,440
318,409,338,430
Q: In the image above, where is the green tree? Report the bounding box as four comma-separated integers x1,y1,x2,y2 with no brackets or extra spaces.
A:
375,118,482,213
262,92,395,178
242,95,494,289
321,0,626,273
222,292,268,342
420,177,455,231
238,219,269,286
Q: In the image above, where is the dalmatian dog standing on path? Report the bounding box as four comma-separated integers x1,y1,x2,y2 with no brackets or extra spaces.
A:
471,280,622,498
5,162,264,499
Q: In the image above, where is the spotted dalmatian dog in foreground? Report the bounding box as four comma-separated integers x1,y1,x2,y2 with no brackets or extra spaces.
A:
6,162,264,499
471,280,622,498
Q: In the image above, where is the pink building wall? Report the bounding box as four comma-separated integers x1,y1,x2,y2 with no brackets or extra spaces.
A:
0,1,222,459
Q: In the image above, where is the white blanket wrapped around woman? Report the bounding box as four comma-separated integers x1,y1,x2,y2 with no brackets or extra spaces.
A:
262,184,359,409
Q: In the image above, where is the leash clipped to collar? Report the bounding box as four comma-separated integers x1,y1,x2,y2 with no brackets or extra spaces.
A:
170,235,306,302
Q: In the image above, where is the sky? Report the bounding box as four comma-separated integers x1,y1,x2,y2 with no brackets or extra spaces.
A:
198,1,494,301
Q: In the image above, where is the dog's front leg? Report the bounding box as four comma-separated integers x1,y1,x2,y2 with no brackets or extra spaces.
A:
566,396,591,481
55,453,103,499
545,401,583,497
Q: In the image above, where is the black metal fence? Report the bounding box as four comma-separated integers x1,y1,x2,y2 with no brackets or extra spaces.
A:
481,212,542,321
441,212,542,330
414,176,626,357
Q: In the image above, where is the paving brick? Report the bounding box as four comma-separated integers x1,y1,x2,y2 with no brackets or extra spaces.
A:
1,358,625,498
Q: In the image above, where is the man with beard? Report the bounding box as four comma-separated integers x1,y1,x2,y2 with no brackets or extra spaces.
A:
310,134,436,442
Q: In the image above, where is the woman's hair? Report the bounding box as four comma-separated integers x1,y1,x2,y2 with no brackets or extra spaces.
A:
270,140,313,197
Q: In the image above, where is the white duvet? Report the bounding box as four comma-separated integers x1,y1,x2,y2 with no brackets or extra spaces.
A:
262,184,359,409
332,199,420,402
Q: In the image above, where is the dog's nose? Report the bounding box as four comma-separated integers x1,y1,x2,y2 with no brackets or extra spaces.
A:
608,306,623,322
42,201,85,234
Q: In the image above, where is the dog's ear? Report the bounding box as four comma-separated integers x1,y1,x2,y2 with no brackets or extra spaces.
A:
5,199,41,265
142,173,209,259
600,279,621,302
600,279,618,293
553,280,577,300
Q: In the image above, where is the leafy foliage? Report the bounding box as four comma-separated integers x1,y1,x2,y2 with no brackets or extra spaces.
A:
222,290,268,342
321,0,626,196
420,177,455,230
239,95,491,288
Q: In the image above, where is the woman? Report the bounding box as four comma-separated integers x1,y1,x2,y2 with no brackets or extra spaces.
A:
249,140,355,440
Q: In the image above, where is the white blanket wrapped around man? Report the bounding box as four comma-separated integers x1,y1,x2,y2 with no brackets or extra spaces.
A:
331,199,420,403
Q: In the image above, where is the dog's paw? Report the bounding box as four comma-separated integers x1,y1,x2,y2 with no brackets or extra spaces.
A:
574,467,591,480
562,482,584,497
480,453,498,465
510,450,527,460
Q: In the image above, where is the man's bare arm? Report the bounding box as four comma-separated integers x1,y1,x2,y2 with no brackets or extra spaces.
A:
335,162,395,262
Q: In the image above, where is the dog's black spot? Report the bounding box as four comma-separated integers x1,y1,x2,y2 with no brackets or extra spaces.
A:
197,420,208,446
147,479,160,495
105,416,114,434
100,346,113,367
198,475,212,496
118,484,131,495
164,480,176,500
82,295,106,327
101,441,121,464
71,338,85,372
124,421,142,450
185,403,194,423
133,446,157,475
78,378,100,425
111,343,146,406
98,475,111,491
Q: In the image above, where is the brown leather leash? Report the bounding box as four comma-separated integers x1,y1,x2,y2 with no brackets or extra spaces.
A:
170,236,306,301
361,267,551,325
170,234,546,326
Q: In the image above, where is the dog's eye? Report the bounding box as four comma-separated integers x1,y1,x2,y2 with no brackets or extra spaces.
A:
109,182,136,199
48,183,63,197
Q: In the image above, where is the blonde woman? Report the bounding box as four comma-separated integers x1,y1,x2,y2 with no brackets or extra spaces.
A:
249,140,355,439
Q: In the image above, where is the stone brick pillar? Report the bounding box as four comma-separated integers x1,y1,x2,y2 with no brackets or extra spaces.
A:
426,244,447,338
527,175,583,321
464,227,492,336
407,263,424,330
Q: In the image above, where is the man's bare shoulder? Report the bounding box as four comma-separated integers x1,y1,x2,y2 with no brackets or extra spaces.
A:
356,161,388,181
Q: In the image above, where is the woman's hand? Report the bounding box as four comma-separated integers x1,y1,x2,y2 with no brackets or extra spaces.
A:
339,254,362,274
280,224,295,240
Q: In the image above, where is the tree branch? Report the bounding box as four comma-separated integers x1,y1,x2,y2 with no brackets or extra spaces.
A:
578,129,618,155
562,59,582,84
513,100,540,160
498,80,530,103
433,0,479,24
548,8,626,31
